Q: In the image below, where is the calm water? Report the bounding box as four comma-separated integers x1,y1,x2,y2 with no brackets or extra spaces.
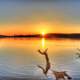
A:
0,38,80,78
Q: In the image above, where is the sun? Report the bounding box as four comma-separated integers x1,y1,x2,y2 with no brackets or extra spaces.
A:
42,32,45,36
42,32,46,37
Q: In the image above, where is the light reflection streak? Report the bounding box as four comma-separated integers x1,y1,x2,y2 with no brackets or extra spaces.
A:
41,38,45,49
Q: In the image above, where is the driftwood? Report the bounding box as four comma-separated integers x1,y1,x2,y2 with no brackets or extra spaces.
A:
37,48,72,80
52,71,72,80
37,48,51,76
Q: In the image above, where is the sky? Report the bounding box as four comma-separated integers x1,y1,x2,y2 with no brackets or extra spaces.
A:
0,0,80,35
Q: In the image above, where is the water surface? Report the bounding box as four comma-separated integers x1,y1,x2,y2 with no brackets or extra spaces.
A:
0,38,80,78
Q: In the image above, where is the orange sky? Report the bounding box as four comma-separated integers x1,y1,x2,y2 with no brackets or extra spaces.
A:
0,1,80,35
0,23,80,35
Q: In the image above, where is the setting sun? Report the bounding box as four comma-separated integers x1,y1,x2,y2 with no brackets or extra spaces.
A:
42,32,45,36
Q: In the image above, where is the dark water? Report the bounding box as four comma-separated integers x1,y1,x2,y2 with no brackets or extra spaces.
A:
0,38,80,79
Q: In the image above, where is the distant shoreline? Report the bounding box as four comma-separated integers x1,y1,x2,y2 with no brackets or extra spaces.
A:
0,33,80,39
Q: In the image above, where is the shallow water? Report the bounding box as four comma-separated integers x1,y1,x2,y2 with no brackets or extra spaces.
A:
0,38,80,78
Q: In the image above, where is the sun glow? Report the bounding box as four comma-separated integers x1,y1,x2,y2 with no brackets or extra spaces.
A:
42,32,45,36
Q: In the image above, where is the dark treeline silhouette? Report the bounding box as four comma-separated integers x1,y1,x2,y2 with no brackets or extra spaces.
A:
0,34,41,38
0,33,80,39
46,33,80,39
0,35,8,38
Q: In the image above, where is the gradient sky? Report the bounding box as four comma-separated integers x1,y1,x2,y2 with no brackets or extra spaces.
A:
0,0,80,35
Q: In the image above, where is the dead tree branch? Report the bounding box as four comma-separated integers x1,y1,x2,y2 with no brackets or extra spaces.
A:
37,48,51,76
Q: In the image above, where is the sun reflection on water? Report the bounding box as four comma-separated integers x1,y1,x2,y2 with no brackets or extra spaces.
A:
41,38,45,49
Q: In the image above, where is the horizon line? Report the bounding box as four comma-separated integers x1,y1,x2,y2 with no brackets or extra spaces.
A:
0,33,80,39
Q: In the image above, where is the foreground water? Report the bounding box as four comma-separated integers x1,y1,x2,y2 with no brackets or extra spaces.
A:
0,38,80,79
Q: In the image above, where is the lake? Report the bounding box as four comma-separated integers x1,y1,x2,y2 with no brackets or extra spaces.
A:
0,38,80,79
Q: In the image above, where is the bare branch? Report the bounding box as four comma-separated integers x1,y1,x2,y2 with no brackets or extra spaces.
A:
37,48,51,76
38,50,45,55
37,65,45,74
